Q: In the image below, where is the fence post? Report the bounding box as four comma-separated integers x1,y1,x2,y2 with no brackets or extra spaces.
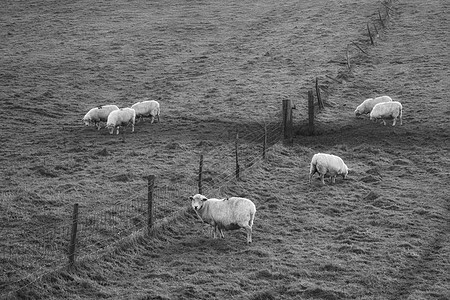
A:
373,22,379,37
235,129,240,180
378,9,385,28
367,22,374,45
147,175,155,235
198,154,203,194
308,90,315,136
282,99,293,145
68,203,79,268
316,78,324,110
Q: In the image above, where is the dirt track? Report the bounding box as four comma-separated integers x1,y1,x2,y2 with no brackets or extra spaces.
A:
1,0,449,299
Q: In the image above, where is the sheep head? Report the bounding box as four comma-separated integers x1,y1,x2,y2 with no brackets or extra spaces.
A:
190,194,208,211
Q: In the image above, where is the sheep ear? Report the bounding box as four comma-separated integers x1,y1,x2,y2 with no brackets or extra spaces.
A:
202,197,208,202
189,196,193,201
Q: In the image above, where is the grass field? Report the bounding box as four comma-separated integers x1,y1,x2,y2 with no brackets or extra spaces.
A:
1,0,449,299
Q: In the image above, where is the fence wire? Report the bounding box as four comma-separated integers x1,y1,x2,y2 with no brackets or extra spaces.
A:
1,113,283,298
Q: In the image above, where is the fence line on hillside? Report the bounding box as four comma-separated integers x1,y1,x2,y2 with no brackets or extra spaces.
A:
303,0,395,135
1,110,283,298
2,1,397,296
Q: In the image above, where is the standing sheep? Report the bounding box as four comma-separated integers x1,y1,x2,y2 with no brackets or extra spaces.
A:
354,96,392,116
370,101,403,126
106,108,136,135
309,153,349,185
131,100,160,123
189,194,256,243
82,105,119,130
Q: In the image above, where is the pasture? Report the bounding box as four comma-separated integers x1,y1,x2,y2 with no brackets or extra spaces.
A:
1,0,449,299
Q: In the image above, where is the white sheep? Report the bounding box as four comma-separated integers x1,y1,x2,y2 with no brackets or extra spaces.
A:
370,101,403,126
131,100,160,123
309,153,349,185
189,194,256,243
354,95,392,116
82,105,119,130
106,108,136,135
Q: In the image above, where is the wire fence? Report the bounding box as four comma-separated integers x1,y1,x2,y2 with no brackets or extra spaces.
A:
1,0,395,296
0,111,283,298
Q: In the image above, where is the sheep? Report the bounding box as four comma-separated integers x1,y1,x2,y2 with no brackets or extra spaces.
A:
106,108,136,135
131,100,160,123
369,101,403,126
189,194,256,244
354,95,392,116
82,105,119,130
309,153,349,185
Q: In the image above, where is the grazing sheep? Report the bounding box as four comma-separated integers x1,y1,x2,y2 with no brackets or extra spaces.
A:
309,153,349,185
106,108,136,135
354,96,392,116
82,105,119,130
370,101,403,126
189,194,256,243
131,100,160,123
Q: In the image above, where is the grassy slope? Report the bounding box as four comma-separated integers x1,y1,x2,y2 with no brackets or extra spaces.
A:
1,0,449,299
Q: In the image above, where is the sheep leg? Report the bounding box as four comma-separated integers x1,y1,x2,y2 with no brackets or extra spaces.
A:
331,175,336,184
309,173,314,185
243,225,252,243
382,119,386,126
213,225,217,239
219,228,225,239
320,174,325,185
131,123,135,133
116,127,120,135
150,116,154,124
392,117,397,126
157,114,160,123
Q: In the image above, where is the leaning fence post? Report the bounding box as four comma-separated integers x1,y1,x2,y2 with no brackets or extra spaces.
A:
308,90,315,136
198,154,203,194
235,129,240,180
373,22,379,37
68,203,79,268
282,99,293,145
378,9,385,28
316,77,324,110
367,22,374,45
146,175,155,235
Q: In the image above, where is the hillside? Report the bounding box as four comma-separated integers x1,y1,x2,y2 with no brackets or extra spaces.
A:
1,0,449,299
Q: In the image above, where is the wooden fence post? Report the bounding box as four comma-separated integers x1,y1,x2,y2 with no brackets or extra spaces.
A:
308,90,315,136
351,41,368,55
373,22,379,37
68,203,79,268
147,175,155,235
378,9,385,28
235,130,240,180
316,77,324,110
198,154,203,194
282,99,293,145
367,22,374,45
